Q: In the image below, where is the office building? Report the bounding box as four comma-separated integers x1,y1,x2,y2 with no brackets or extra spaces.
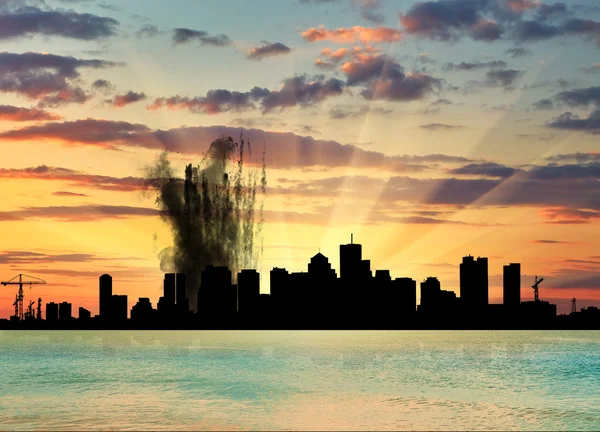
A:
99,274,112,319
59,302,72,320
46,302,59,321
503,263,521,308
111,295,128,321
238,269,260,314
460,255,489,308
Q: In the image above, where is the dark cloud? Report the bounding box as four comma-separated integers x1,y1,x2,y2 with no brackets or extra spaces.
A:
546,109,600,134
0,120,471,172
515,20,563,41
449,162,517,178
532,239,571,244
0,105,62,121
0,205,160,222
0,52,121,106
52,191,88,197
136,24,160,38
0,5,118,40
443,60,507,71
399,0,600,45
172,28,232,46
532,98,555,110
505,47,532,57
247,42,291,60
112,91,147,107
546,152,600,163
481,103,510,112
535,2,569,21
92,79,112,90
0,164,144,191
359,0,385,24
150,75,344,114
553,86,600,108
0,250,144,265
419,123,464,131
482,68,523,90
471,19,504,41
341,54,442,101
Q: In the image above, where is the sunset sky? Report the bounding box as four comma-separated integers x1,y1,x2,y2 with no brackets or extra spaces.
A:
0,0,599,317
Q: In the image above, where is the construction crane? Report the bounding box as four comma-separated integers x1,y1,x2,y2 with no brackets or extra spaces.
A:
1,274,46,320
571,298,577,314
531,276,544,302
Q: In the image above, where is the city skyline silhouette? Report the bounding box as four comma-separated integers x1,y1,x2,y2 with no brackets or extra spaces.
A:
2,234,599,330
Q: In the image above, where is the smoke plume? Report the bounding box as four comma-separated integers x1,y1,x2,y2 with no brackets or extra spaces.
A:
143,135,267,311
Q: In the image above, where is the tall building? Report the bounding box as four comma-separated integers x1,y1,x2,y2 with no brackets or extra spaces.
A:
340,234,362,280
503,263,521,308
270,267,289,313
176,273,188,312
46,302,58,321
200,266,235,319
460,255,489,308
99,274,112,319
111,295,128,321
238,269,260,315
59,302,72,320
393,277,417,318
420,277,441,309
164,273,176,306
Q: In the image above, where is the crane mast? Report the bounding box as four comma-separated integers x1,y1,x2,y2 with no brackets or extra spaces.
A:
531,276,544,302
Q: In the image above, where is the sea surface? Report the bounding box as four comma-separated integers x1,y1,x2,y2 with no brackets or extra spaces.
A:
0,331,599,431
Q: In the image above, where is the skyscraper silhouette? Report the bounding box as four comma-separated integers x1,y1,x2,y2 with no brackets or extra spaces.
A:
460,255,489,310
131,298,156,321
503,263,521,308
164,273,176,306
59,302,72,321
176,273,189,313
340,234,362,280
111,295,128,321
99,274,112,320
238,269,259,316
46,302,58,322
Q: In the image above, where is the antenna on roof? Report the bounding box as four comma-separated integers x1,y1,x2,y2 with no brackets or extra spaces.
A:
351,233,353,244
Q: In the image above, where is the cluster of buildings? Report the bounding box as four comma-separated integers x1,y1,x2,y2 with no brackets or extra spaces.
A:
29,235,600,329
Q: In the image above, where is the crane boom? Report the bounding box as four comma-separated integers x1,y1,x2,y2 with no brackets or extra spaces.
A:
531,276,544,302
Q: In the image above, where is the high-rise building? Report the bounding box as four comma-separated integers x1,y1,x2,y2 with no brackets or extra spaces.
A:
460,255,489,308
340,234,362,280
79,307,91,320
59,302,72,320
164,273,176,306
111,295,128,321
200,266,235,319
420,277,441,309
393,277,417,318
270,267,289,313
46,302,59,321
503,263,521,308
99,274,112,319
238,269,260,314
176,273,188,312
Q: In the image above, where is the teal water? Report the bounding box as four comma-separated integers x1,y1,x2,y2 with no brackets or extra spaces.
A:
0,331,599,431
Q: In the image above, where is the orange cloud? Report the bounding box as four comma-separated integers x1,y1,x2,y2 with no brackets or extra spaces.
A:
301,26,402,44
0,105,62,121
506,0,539,12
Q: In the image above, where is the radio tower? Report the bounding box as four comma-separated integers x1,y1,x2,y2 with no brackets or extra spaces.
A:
571,298,577,314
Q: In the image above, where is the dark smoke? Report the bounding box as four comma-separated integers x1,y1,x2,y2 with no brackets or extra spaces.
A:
143,135,267,311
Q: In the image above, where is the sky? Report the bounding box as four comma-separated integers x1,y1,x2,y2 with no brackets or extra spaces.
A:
0,0,599,317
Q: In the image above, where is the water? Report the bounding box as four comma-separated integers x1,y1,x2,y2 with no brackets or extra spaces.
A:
0,331,599,431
